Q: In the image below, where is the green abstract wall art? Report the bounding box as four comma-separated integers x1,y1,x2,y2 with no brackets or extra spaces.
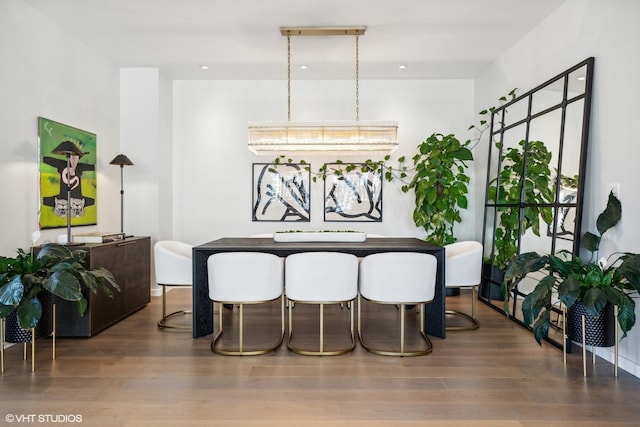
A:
38,117,97,229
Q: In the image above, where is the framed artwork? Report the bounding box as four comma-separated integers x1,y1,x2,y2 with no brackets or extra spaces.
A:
38,117,97,229
252,163,311,222
324,163,382,222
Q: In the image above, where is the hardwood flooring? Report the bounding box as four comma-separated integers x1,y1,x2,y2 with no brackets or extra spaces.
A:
2,288,640,426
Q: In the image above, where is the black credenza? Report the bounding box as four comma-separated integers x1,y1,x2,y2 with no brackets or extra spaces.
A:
55,236,151,337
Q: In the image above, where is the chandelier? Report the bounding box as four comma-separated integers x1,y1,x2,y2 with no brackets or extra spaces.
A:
248,26,398,155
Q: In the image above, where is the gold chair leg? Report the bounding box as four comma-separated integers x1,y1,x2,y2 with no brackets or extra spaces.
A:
320,303,324,353
400,303,406,354
158,286,192,330
212,296,285,356
445,286,480,331
287,299,356,356
358,297,432,357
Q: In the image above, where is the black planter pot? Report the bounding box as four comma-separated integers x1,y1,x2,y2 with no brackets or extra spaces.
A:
567,301,615,348
3,293,54,344
480,262,504,301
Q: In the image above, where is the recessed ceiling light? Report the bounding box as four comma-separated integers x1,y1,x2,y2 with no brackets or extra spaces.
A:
300,65,308,70
398,64,407,70
576,75,586,81
199,64,209,70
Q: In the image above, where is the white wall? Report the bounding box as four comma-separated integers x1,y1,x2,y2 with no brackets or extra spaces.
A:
0,0,120,255
119,69,174,238
475,0,640,376
120,67,173,295
172,79,474,246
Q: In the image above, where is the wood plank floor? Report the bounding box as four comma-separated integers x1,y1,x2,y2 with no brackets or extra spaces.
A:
2,288,640,426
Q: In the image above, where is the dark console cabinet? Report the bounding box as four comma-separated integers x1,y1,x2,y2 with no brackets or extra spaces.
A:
55,236,151,337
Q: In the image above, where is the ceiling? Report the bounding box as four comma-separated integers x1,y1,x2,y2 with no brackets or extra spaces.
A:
23,0,567,80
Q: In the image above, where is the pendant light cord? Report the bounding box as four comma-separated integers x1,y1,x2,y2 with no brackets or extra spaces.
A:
355,34,360,122
287,33,292,122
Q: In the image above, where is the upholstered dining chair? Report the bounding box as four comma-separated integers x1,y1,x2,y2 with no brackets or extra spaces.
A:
444,241,483,331
208,252,284,355
285,252,359,356
358,252,438,356
154,240,193,330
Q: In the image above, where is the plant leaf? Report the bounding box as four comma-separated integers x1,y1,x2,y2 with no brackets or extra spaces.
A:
43,270,83,301
0,302,15,317
596,191,621,236
619,254,640,293
617,298,636,336
17,297,42,330
37,243,73,261
76,297,88,317
504,252,547,280
582,232,601,253
0,276,24,306
582,287,607,317
557,277,581,308
522,279,552,326
531,309,551,345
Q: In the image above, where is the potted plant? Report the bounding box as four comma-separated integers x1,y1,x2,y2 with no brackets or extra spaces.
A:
0,243,119,341
398,133,472,246
503,191,640,345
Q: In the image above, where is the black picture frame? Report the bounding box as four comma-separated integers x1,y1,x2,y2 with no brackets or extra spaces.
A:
323,163,382,222
252,163,311,222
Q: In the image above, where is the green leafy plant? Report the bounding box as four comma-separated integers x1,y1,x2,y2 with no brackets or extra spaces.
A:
0,243,120,330
487,139,554,269
401,133,472,245
503,192,640,344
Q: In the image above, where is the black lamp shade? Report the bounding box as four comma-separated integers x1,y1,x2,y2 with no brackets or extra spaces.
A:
52,140,85,156
110,154,134,166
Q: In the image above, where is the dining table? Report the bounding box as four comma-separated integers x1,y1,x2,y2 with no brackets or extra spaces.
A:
191,237,446,339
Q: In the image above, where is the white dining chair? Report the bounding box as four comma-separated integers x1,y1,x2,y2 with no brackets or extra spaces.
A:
444,241,483,331
285,252,359,356
358,252,438,356
154,240,193,330
208,252,284,355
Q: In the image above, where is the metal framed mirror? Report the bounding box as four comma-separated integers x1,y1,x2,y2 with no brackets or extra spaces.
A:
480,57,594,348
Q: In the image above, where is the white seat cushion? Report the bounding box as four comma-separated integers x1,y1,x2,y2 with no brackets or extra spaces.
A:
359,252,437,303
444,241,482,288
285,252,358,302
208,252,283,302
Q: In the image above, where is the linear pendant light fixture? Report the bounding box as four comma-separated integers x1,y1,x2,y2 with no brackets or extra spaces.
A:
248,26,398,155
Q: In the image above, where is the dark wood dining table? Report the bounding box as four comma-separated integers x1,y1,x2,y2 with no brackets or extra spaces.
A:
191,237,446,339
